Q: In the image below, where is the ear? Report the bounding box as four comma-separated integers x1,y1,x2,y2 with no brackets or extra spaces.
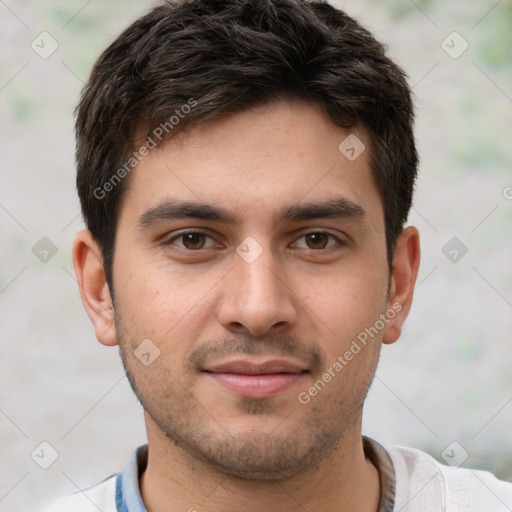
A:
72,230,118,346
382,226,420,345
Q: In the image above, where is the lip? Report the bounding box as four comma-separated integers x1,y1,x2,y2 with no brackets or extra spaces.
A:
202,359,308,399
204,359,307,375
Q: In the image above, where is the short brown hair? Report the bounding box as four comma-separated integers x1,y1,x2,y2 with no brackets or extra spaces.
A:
76,0,418,289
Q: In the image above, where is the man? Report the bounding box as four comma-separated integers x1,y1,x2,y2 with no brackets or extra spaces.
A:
46,0,512,510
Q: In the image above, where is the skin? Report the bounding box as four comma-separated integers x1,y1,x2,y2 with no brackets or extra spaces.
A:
73,99,420,512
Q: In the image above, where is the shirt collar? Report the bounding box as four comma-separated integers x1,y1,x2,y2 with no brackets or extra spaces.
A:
116,438,396,512
363,436,396,512
115,444,148,512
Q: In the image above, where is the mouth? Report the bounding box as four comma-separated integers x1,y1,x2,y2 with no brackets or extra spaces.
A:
202,359,309,399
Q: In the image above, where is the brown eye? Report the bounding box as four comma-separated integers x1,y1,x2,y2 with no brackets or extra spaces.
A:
182,232,206,250
292,232,342,250
305,233,329,249
168,231,216,250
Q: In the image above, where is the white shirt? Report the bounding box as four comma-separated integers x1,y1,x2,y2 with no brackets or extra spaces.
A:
42,439,512,512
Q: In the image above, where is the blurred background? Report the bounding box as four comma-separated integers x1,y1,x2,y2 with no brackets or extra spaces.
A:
1,0,511,509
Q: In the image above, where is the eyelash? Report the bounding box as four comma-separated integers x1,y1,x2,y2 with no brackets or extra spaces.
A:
165,230,344,251
167,230,219,251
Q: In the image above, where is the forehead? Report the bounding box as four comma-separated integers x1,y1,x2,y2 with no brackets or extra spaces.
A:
120,99,383,229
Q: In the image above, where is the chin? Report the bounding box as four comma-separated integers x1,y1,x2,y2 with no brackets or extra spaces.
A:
163,422,342,482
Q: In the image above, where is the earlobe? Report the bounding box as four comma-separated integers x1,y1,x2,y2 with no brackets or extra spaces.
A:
72,230,118,347
382,226,420,345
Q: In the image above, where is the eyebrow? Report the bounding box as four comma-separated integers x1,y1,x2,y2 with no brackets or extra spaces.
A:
137,197,367,229
277,198,366,224
138,200,240,228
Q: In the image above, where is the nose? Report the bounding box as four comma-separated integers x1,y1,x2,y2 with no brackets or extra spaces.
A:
216,246,298,337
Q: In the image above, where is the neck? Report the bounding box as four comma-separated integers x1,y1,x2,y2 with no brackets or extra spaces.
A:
139,415,380,512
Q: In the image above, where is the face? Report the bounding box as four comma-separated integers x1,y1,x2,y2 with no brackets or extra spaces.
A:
78,99,416,480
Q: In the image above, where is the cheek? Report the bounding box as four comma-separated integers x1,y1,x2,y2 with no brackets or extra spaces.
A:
299,267,388,355
113,257,219,348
